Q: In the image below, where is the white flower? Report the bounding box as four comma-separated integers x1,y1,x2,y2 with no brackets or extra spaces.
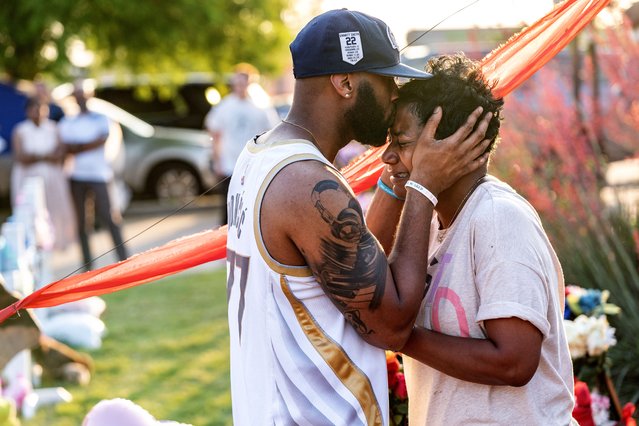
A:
563,315,616,359
567,285,587,297
586,316,617,357
591,390,615,426
564,319,588,359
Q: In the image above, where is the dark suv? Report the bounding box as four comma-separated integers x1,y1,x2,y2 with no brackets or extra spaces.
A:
95,80,219,130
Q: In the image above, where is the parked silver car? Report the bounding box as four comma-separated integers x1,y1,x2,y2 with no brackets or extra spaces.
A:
86,98,215,201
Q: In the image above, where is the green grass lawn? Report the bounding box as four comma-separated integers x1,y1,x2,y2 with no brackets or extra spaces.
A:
24,267,232,426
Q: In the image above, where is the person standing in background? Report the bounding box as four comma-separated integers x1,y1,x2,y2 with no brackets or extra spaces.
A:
204,63,279,225
34,80,65,122
11,97,76,251
58,83,128,271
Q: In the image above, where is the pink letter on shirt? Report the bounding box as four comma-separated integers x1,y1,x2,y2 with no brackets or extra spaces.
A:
427,253,470,337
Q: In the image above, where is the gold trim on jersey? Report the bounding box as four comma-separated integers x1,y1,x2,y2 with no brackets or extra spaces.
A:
280,275,383,426
253,152,326,277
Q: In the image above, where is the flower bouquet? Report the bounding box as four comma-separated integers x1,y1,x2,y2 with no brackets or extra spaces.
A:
564,285,619,369
565,286,621,320
573,378,637,426
563,285,636,425
386,351,408,426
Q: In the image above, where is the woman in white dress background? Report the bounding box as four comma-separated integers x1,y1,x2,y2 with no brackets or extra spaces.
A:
11,97,76,251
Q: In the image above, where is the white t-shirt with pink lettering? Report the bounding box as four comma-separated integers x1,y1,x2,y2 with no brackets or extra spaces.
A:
404,177,574,425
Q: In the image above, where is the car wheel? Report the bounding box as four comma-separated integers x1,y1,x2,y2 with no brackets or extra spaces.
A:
149,162,202,202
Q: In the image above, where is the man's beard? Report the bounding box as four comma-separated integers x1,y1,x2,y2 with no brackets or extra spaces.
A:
345,81,393,147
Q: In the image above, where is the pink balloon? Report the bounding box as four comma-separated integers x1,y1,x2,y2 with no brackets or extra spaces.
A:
82,398,158,426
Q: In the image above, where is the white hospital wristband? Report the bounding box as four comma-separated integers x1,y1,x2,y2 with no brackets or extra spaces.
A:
405,180,438,206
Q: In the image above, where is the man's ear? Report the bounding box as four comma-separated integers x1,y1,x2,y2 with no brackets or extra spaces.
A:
329,74,354,99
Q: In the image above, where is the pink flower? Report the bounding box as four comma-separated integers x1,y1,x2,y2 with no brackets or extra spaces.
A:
393,372,408,400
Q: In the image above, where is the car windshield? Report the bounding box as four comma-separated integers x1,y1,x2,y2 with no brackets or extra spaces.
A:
88,98,155,138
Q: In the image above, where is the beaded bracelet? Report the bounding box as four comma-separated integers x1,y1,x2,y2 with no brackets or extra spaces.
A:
405,180,438,206
377,177,405,201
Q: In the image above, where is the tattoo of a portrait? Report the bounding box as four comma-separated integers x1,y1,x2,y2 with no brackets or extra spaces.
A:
311,180,387,334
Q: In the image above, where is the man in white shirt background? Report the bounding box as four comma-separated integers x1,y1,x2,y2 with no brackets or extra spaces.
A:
58,82,128,271
204,63,280,225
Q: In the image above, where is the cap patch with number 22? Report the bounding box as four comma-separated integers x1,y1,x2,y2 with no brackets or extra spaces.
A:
339,31,363,65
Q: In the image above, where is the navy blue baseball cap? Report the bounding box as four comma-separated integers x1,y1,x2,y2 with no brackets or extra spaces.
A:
290,9,432,80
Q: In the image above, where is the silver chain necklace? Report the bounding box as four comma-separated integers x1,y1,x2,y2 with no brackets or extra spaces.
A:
281,119,317,144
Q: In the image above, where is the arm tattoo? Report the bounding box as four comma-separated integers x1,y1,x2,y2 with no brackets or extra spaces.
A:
311,180,387,334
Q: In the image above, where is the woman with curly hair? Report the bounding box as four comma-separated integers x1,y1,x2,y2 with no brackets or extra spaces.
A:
375,53,575,425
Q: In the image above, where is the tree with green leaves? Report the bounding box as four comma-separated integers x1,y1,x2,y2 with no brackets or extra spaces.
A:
0,0,294,82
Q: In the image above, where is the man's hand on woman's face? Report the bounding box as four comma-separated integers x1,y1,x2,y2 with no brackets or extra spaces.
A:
409,106,492,195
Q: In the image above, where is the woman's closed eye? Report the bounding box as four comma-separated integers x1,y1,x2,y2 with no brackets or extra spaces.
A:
396,138,415,150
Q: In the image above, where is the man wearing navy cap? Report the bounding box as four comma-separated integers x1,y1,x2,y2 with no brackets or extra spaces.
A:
225,9,492,425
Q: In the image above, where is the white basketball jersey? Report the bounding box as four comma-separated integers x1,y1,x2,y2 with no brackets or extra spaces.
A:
226,137,389,426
